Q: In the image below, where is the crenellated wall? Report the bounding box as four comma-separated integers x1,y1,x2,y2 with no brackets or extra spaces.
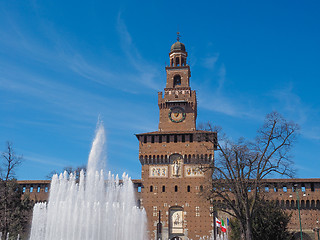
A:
18,178,320,239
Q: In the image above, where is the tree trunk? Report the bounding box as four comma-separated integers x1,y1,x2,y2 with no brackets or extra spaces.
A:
245,216,253,240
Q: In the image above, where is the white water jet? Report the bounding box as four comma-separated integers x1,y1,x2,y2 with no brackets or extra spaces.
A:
29,122,147,240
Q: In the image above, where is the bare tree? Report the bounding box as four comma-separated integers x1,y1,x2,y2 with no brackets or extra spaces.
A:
0,142,32,239
0,142,22,181
46,165,87,180
200,112,299,240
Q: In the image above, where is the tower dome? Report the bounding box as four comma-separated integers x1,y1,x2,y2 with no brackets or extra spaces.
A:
170,41,186,52
169,34,188,67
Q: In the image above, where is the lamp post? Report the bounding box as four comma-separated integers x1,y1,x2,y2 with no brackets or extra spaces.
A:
313,219,319,240
294,184,303,240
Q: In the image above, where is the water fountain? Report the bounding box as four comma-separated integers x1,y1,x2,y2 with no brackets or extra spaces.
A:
29,122,147,240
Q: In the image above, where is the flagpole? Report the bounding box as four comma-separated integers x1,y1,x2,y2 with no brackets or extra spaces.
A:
213,210,217,240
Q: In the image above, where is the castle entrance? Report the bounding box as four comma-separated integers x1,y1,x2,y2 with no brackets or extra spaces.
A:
171,237,182,240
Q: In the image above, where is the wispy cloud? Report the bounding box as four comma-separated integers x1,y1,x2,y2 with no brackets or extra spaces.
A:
202,54,219,70
197,62,263,120
116,12,162,91
269,85,320,140
0,10,162,95
23,152,73,168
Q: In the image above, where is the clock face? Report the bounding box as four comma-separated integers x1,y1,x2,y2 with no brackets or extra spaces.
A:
169,107,186,123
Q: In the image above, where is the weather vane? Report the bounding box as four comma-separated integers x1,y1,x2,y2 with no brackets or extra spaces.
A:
177,31,181,42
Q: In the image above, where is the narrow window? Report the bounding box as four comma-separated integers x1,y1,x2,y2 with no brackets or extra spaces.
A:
182,135,185,143
162,186,165,192
37,186,41,193
174,135,177,143
150,186,153,192
175,58,180,67
166,135,170,143
138,186,141,193
200,185,203,192
144,136,147,143
159,135,162,143
174,75,181,87
190,134,193,142
22,186,26,193
175,185,178,192
311,183,315,192
187,185,191,192
45,187,48,193
151,136,154,143
30,186,33,193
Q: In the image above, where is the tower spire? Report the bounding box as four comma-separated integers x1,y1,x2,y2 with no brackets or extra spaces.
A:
177,32,181,42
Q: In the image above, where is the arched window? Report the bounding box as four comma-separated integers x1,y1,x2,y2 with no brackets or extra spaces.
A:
175,57,180,66
150,185,153,192
286,200,290,209
174,75,181,87
187,185,191,192
306,200,310,209
162,185,165,192
175,185,178,192
311,200,315,209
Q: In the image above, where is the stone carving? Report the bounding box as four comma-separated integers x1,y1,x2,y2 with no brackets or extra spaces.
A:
149,166,168,178
185,165,204,177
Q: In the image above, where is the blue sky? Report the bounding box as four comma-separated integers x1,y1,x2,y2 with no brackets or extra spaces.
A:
1,0,320,180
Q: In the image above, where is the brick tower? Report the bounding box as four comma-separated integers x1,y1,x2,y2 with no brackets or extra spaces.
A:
136,36,217,240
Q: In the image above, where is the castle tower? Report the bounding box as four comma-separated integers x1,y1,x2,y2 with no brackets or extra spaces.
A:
136,36,217,240
158,37,196,132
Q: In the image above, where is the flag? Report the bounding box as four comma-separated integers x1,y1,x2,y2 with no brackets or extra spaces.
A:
221,219,227,232
216,217,221,228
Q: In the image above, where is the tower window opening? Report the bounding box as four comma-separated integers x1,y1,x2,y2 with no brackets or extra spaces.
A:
151,135,154,143
174,135,178,143
159,135,162,143
175,57,180,66
187,185,191,192
175,185,178,192
311,183,315,192
144,136,147,143
174,75,181,87
166,135,170,143
162,186,165,192
182,135,185,142
150,186,153,192
190,134,193,142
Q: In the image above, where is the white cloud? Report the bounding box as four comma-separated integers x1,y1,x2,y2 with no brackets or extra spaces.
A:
202,54,219,70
